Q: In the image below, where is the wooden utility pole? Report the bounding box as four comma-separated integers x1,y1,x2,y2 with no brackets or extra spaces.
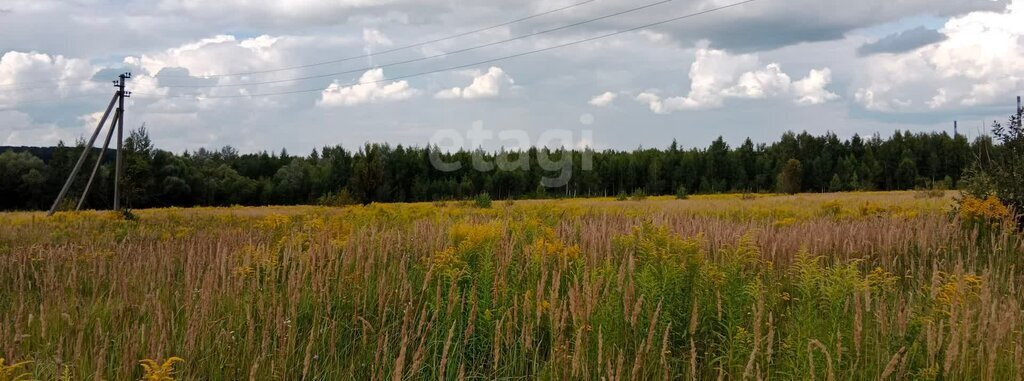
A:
114,73,130,211
1017,96,1022,127
47,73,130,216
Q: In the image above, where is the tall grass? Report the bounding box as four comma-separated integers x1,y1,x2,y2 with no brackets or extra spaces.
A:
0,192,1021,380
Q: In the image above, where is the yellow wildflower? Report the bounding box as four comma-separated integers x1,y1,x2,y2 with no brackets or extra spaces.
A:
0,358,33,381
139,357,184,381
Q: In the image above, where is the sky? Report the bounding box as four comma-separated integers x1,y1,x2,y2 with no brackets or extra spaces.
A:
0,0,1022,153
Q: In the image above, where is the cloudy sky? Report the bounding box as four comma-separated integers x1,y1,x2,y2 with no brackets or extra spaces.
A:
0,0,1021,153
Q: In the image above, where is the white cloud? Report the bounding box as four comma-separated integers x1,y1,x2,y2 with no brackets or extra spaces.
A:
589,91,618,107
362,28,392,47
0,0,1012,152
435,67,514,100
0,51,100,106
135,34,285,78
634,48,838,114
318,68,418,107
725,63,793,99
635,92,689,115
792,68,840,105
853,0,1024,112
1,110,67,146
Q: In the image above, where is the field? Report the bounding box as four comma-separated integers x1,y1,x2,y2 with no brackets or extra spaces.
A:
1,192,1022,380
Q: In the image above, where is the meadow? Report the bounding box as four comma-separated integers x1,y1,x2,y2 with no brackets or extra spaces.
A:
0,191,1022,380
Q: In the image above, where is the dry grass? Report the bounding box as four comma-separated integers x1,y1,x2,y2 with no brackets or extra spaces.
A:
0,191,1022,380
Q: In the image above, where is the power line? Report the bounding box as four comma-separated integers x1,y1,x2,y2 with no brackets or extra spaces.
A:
134,0,760,101
0,0,596,90
0,93,103,112
156,0,599,79
159,0,673,89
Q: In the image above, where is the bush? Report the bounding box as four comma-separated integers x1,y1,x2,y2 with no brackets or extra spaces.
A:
912,179,949,199
966,105,1024,225
474,192,492,208
956,195,1016,233
119,208,138,221
630,188,647,201
318,189,358,207
616,191,628,201
914,188,946,199
675,186,689,200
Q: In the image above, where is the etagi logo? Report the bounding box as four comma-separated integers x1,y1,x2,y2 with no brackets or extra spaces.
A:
428,119,595,188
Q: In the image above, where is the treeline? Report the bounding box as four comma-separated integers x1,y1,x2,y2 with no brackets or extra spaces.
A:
0,129,995,210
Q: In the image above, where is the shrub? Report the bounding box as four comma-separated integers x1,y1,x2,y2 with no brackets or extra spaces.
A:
616,191,628,201
675,186,689,200
964,104,1024,225
819,200,843,217
957,195,1015,232
119,208,138,221
318,189,358,207
914,188,945,199
630,188,647,201
474,192,492,208
914,180,947,199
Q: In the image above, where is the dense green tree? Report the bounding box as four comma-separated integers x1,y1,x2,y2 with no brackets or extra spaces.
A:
123,126,155,208
0,128,989,210
778,159,803,195
0,151,48,209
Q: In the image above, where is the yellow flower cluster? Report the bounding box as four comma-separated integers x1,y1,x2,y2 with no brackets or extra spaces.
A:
449,222,503,251
428,222,504,279
958,196,1012,225
233,244,278,278
527,227,581,262
0,358,32,381
864,267,899,291
614,224,704,267
256,214,292,230
139,357,184,381
934,274,984,315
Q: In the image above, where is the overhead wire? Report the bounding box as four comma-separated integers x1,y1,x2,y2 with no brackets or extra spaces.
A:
158,0,674,89
158,0,599,79
0,0,598,91
133,0,760,101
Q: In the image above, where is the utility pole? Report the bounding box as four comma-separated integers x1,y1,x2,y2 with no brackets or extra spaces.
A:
47,73,130,216
1017,96,1022,128
114,72,131,211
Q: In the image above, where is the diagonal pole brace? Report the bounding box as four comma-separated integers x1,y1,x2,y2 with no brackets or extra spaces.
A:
47,93,118,216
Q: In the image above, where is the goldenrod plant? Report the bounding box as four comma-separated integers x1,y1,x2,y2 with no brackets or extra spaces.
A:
139,358,183,381
0,359,33,381
0,191,1021,379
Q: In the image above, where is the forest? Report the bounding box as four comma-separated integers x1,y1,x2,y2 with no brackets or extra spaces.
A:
0,128,996,210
